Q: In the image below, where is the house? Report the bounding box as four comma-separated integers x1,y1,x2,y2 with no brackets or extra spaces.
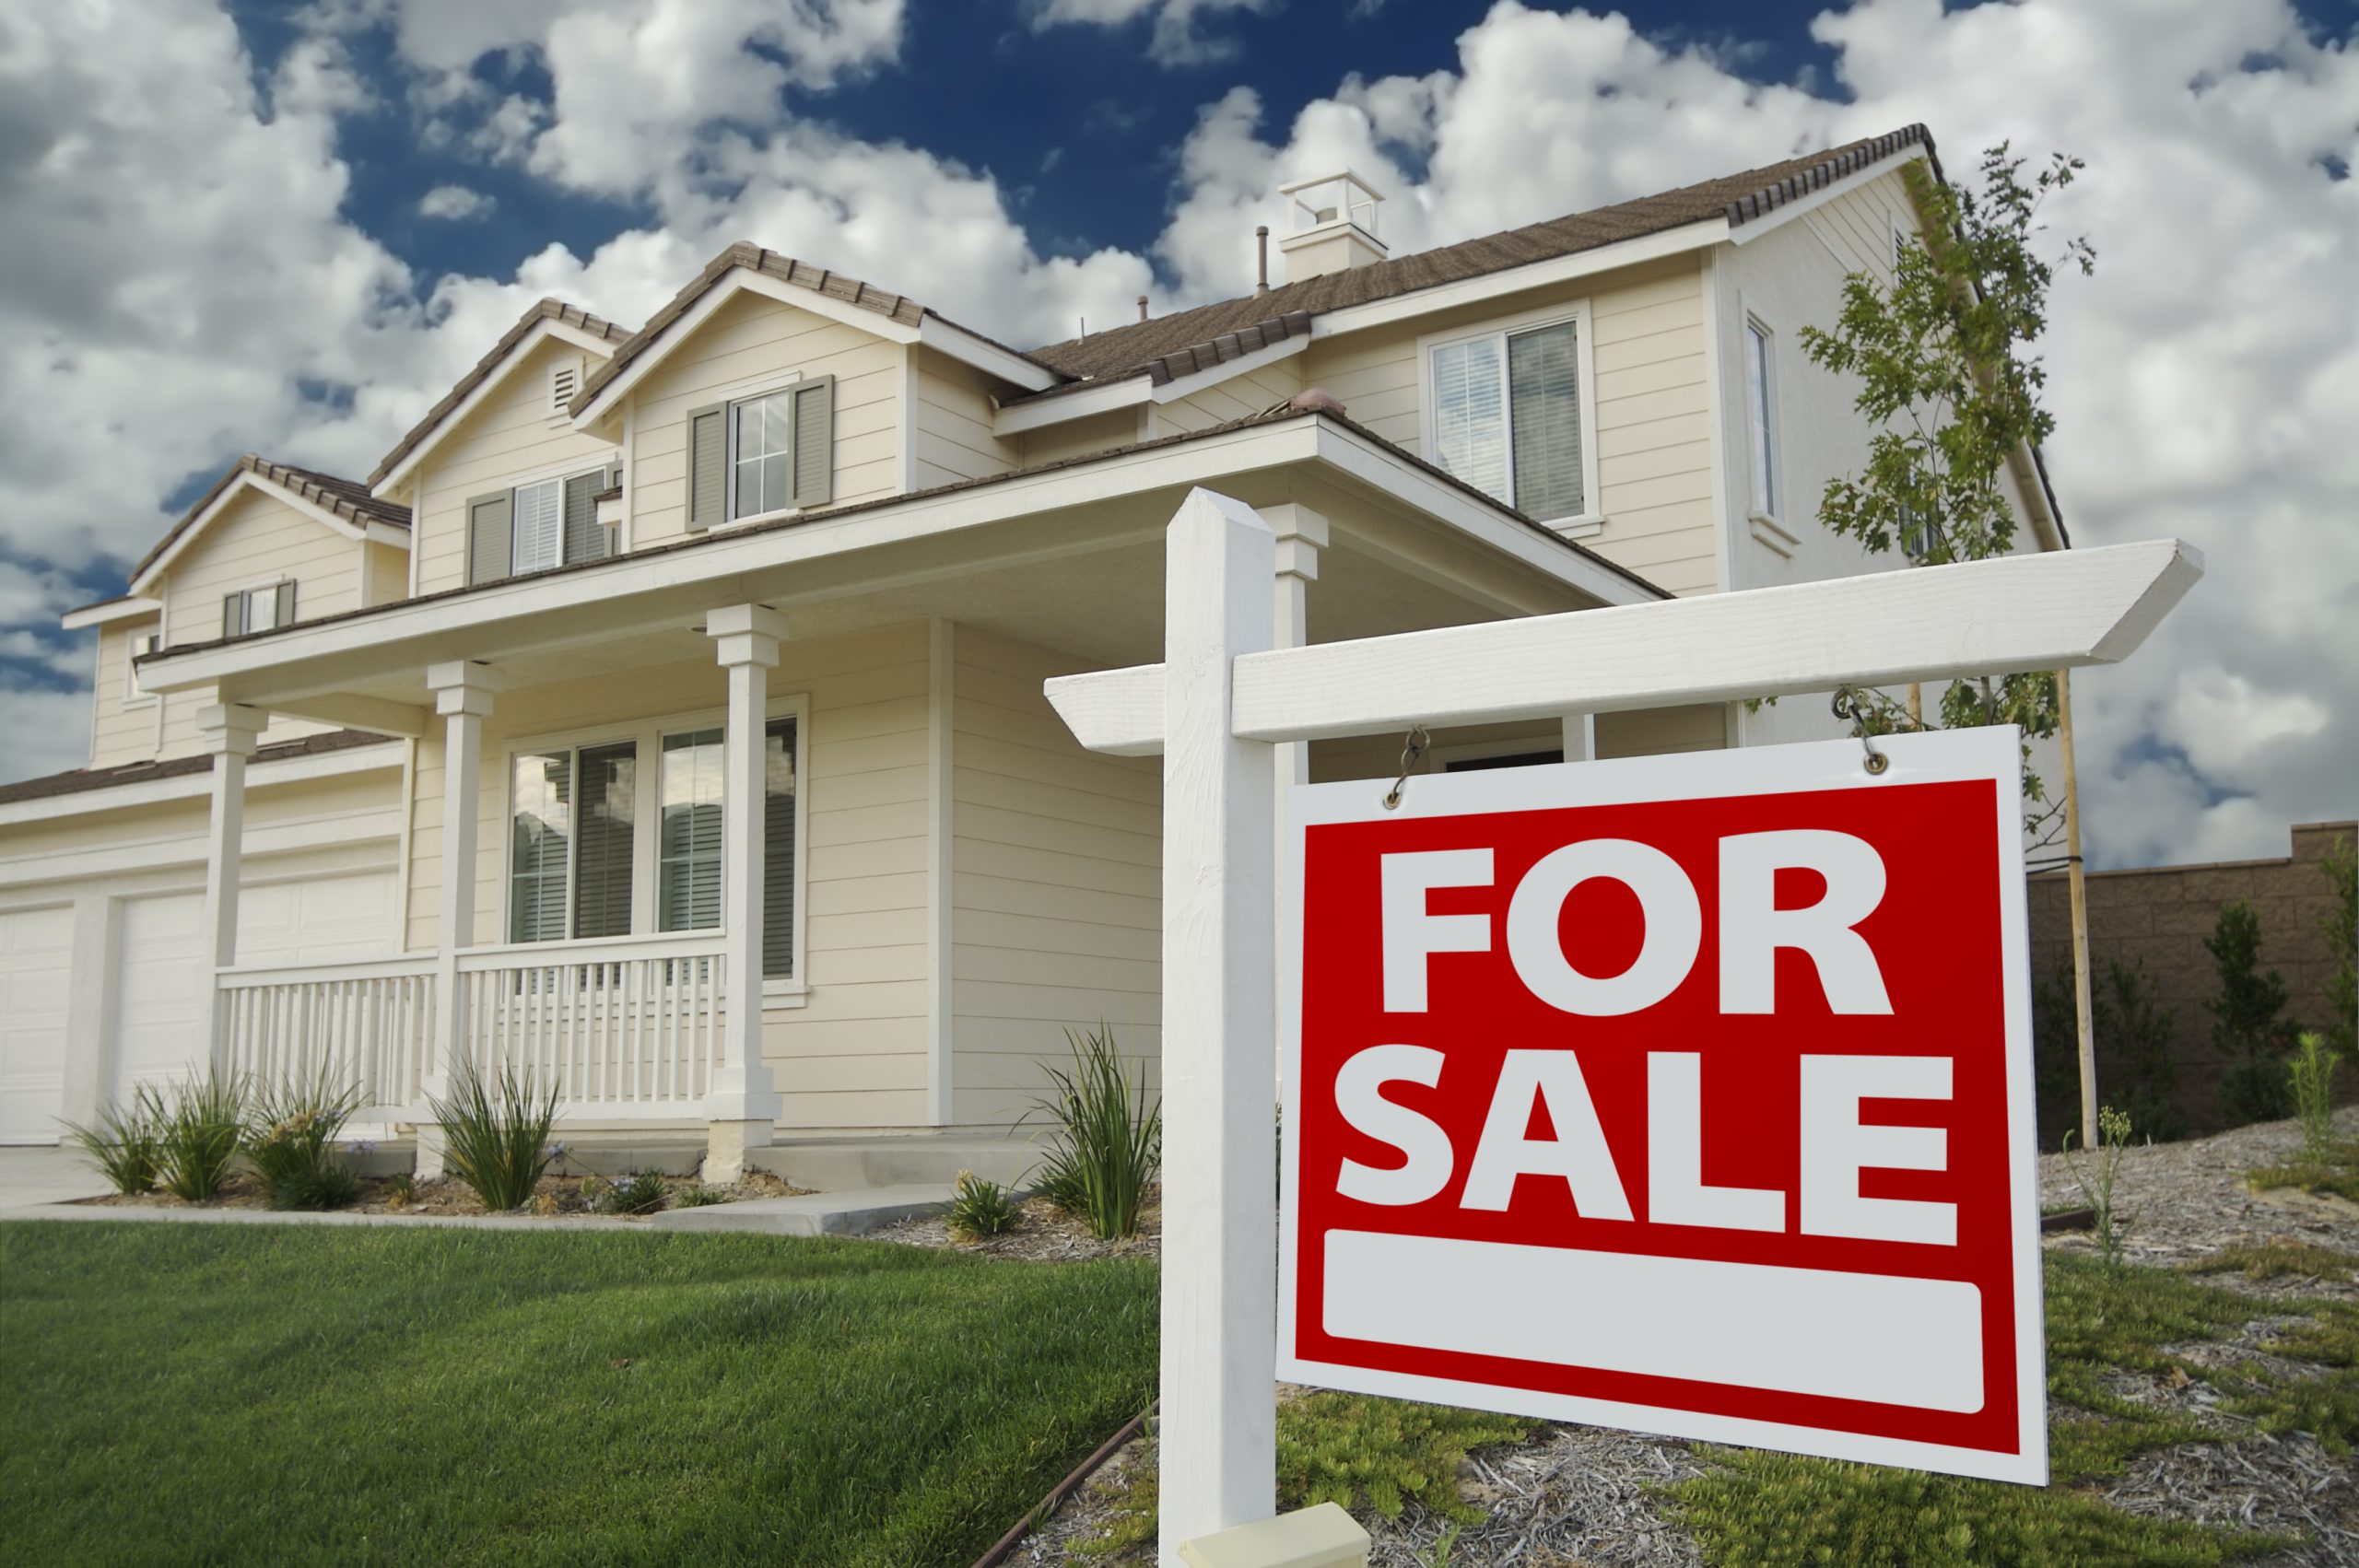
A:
0,125,2063,1176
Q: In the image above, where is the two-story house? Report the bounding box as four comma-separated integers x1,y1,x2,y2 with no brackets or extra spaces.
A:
0,125,2063,1178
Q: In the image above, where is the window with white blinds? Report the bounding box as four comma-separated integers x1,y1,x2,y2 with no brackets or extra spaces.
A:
658,728,725,933
509,751,573,944
571,742,637,940
1427,316,1590,522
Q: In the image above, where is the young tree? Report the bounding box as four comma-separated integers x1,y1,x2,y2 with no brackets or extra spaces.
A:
2206,899,2300,1126
1798,145,2095,833
2323,833,2356,1058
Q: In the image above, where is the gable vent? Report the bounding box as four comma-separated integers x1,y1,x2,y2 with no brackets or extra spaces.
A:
548,356,582,421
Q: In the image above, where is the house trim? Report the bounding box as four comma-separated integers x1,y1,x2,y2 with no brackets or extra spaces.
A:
1725,145,1933,248
0,741,403,829
991,333,1310,438
60,597,161,632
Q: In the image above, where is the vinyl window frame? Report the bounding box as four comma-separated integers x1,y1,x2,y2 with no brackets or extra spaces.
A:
222,577,295,639
494,692,812,1002
465,456,617,588
123,629,159,707
1417,298,1603,537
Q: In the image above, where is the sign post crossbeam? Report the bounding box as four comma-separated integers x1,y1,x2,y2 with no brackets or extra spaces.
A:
1047,535,2203,755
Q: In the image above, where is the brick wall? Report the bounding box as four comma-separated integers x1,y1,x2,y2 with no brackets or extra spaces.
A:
2027,820,2355,1134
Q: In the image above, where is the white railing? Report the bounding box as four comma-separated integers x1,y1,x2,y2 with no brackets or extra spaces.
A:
454,932,728,1114
215,955,439,1117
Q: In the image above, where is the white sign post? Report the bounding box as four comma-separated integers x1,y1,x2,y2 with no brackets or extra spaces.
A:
1045,489,2200,1563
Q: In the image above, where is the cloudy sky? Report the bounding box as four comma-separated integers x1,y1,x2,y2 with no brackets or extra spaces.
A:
1,0,2352,869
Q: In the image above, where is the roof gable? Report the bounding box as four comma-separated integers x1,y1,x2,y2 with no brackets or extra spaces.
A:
368,298,631,491
129,456,411,594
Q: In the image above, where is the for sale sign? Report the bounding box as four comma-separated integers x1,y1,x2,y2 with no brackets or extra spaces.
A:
1277,729,2047,1484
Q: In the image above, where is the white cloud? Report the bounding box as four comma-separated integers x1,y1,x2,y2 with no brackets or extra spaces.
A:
1029,0,1274,65
417,183,496,220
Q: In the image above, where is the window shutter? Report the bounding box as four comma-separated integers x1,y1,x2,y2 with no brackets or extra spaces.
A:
762,716,798,978
222,593,241,640
273,580,297,628
561,470,606,564
787,376,833,509
465,492,513,587
687,404,726,531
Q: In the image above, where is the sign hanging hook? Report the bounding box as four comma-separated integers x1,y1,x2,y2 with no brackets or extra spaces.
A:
1831,686,1891,776
1381,724,1431,810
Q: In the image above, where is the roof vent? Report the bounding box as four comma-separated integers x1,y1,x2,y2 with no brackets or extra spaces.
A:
548,356,582,422
1276,172,1388,283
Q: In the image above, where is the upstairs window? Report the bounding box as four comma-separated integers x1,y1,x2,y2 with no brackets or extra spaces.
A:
1745,318,1779,521
686,377,834,530
467,464,614,586
1426,313,1592,524
124,631,158,704
221,581,294,639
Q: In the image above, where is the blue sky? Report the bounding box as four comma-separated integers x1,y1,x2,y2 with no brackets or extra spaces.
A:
1,0,2353,870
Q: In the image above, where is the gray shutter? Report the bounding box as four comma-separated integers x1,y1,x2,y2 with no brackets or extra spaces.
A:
561,470,605,564
687,403,726,531
222,593,241,639
273,580,296,627
788,376,833,509
465,492,513,586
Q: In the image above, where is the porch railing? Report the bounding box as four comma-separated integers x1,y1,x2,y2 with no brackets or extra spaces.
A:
215,955,439,1119
454,932,729,1114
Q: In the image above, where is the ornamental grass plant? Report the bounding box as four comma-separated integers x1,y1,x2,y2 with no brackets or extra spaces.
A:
61,1084,166,1195
1027,1023,1160,1241
243,1075,363,1211
154,1072,248,1201
426,1064,560,1212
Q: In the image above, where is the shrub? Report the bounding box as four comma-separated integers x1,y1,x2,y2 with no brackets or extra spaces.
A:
243,1077,362,1211
426,1064,560,1212
61,1085,165,1195
2033,957,2183,1147
385,1172,417,1209
672,1185,732,1208
945,1170,1018,1240
2324,833,2355,1058
1278,1391,1530,1523
154,1072,248,1201
1026,1023,1160,1241
2289,1030,2343,1165
2206,899,2299,1126
602,1170,668,1216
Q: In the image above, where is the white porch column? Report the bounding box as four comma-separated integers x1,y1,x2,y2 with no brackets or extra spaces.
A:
418,661,502,1177
194,703,266,1072
1561,712,1596,763
1264,504,1328,798
704,604,788,1182
1158,489,1279,1562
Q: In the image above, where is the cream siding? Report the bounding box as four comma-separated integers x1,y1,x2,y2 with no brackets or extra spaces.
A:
411,336,621,596
1152,355,1306,435
626,293,903,553
363,539,410,607
163,486,360,638
913,349,1021,488
1021,407,1140,467
949,626,1161,1128
87,618,162,770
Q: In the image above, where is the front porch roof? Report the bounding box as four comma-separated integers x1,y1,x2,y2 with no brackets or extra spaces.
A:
135,406,1665,731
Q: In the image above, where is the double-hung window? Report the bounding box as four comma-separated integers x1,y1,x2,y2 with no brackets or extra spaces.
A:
124,631,158,703
466,463,615,587
221,580,294,639
685,377,834,530
1426,312,1593,525
504,708,804,981
1745,318,1780,521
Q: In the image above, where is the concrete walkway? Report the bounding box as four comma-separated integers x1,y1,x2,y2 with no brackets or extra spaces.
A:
0,1146,112,1210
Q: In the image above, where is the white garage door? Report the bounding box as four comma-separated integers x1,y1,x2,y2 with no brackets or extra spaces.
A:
110,871,399,1106
0,906,75,1143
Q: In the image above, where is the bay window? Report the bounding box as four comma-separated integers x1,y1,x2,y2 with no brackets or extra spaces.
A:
1425,310,1595,526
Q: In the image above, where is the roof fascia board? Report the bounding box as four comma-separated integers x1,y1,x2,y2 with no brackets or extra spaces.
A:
1725,145,1931,246
60,597,162,631
1310,218,1730,343
543,318,623,357
918,316,1060,393
992,377,1151,437
373,319,583,497
0,741,401,829
361,521,412,550
130,472,370,594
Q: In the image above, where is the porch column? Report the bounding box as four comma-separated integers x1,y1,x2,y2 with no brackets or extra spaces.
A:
1264,504,1328,797
194,703,266,1072
418,661,502,1178
705,604,788,1182
1561,712,1596,763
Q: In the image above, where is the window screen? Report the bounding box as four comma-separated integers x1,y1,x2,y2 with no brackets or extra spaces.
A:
1508,322,1584,521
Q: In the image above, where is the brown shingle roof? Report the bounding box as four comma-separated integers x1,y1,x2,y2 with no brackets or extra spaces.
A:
0,729,397,810
366,298,633,488
130,455,413,586
1021,126,1938,389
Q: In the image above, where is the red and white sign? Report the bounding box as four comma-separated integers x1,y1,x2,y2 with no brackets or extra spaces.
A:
1277,728,2047,1484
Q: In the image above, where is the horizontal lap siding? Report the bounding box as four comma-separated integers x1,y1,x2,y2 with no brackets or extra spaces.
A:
1156,357,1305,433
628,294,905,554
951,626,1161,1129
414,336,620,596
914,351,1020,489
1023,407,1140,467
88,620,160,769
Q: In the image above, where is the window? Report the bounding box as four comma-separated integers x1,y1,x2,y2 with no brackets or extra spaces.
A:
221,581,294,639
686,377,834,530
1745,319,1779,521
1426,315,1590,523
124,631,158,704
466,465,612,587
505,708,804,980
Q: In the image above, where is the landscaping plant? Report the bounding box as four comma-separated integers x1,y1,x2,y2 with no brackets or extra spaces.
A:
601,1170,668,1216
2288,1030,2343,1165
2324,833,2355,1058
945,1170,1018,1240
243,1075,364,1211
2034,957,2182,1148
2064,1105,2135,1270
60,1084,165,1195
671,1185,731,1208
2206,898,2300,1126
1026,1022,1160,1241
425,1064,560,1211
154,1071,248,1201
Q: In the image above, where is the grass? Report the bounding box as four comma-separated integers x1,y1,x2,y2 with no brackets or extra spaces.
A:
2246,1140,2359,1204
2182,1239,2355,1283
0,1221,1156,1567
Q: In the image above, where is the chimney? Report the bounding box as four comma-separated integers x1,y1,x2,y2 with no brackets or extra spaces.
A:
1274,172,1388,284
1255,226,1270,296
1137,295,1149,322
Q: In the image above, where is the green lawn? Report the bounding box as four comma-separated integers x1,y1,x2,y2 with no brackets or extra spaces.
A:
0,1222,1157,1567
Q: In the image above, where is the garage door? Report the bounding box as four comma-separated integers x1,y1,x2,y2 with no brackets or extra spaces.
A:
111,872,400,1106
0,906,74,1143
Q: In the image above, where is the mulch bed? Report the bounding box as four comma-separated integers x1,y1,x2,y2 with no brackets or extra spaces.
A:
871,1188,1162,1262
76,1168,808,1219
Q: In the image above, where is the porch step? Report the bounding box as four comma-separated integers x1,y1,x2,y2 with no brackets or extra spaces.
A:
648,1183,955,1237
745,1136,1040,1192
